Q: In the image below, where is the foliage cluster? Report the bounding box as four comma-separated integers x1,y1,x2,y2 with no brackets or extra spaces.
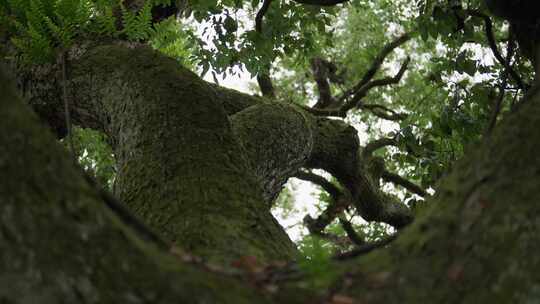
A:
0,0,193,65
188,0,337,77
271,0,532,192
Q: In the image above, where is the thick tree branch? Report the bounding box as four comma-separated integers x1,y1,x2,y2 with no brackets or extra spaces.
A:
17,43,298,262
231,103,314,205
81,167,169,249
339,218,366,246
19,41,411,242
5,25,540,302
0,69,270,302
294,170,341,198
362,137,398,157
4,54,540,303
307,118,413,228
257,72,276,98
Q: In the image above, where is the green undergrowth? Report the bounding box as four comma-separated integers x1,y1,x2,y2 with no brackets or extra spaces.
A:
0,0,194,66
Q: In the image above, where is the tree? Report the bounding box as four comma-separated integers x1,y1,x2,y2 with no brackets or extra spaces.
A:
1,0,540,303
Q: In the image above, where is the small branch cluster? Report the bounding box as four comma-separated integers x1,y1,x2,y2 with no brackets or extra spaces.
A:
295,169,403,258
295,170,366,248
303,33,412,119
362,136,427,197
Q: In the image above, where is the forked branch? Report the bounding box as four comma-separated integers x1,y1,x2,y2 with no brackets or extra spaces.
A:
465,9,525,91
338,33,412,103
304,56,410,118
340,56,411,113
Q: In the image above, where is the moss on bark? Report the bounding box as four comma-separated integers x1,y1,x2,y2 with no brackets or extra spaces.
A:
13,44,297,263
231,103,314,204
8,41,540,303
0,68,274,304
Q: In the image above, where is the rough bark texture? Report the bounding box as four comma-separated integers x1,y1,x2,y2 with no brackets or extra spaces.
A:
3,40,540,302
14,42,411,264
0,71,272,303
16,44,297,263
307,118,412,227
231,103,313,205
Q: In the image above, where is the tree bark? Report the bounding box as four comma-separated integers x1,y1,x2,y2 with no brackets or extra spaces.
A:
0,69,272,303
15,43,297,263
14,42,411,263
3,39,540,302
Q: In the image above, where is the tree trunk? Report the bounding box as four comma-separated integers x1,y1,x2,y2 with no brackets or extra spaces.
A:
4,40,540,303
14,42,410,263
0,69,272,303
15,43,298,263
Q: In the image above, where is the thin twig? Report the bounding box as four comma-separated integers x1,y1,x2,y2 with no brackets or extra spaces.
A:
359,103,409,121
60,51,76,163
337,33,411,103
484,77,507,136
381,170,427,197
485,34,515,135
466,10,525,91
305,57,410,118
333,234,397,260
341,57,410,113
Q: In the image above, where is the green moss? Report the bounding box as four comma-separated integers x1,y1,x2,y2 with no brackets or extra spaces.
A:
0,67,273,303
231,103,314,204
64,45,297,263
